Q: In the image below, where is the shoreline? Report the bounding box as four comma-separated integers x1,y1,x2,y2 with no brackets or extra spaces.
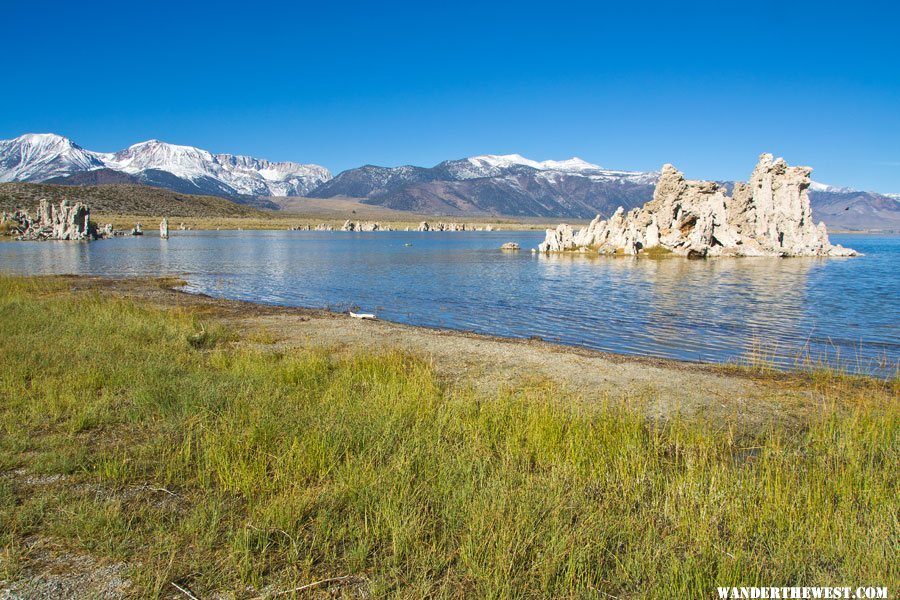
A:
89,213,573,232
46,275,896,430
29,274,900,377
79,274,793,373
90,274,899,378
87,217,900,235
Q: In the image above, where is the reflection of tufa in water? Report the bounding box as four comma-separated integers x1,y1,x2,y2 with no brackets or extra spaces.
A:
538,154,857,257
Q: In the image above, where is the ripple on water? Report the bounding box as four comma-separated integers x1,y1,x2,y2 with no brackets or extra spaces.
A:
1,231,896,376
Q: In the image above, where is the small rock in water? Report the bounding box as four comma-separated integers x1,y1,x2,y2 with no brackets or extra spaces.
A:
500,242,520,251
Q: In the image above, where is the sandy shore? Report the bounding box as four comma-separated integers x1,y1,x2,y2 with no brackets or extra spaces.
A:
56,275,861,431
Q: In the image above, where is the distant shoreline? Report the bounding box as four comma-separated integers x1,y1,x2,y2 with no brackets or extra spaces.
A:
81,214,900,235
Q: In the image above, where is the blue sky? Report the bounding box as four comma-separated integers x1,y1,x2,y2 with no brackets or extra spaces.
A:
3,0,898,191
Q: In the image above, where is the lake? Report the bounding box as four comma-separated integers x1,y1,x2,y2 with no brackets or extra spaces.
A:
2,231,897,375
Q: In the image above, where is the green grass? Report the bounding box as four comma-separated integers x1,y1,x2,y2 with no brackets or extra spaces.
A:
0,276,897,598
640,245,673,257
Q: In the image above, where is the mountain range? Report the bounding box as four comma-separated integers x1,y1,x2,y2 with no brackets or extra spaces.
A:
0,134,330,202
2,133,898,230
307,154,658,218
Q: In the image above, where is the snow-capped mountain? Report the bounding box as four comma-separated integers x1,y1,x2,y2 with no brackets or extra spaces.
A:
809,180,855,194
0,133,330,198
309,154,899,226
309,154,660,217
3,134,895,227
0,134,105,182
450,154,657,184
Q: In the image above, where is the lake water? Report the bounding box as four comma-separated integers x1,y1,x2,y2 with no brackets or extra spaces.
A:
1,231,897,375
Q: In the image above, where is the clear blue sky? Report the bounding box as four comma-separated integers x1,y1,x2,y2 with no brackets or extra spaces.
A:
3,0,898,191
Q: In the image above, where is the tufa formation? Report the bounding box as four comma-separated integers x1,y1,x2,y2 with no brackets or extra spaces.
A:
538,154,857,257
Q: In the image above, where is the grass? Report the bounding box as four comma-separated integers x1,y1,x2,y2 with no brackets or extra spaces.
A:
640,245,673,257
0,275,897,598
736,334,899,381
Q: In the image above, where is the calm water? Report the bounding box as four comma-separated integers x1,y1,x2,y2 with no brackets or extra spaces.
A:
2,231,898,375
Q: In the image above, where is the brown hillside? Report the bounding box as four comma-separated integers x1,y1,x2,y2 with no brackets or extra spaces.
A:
0,182,265,218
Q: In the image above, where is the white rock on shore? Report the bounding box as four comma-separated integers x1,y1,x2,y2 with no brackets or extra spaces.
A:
417,221,472,231
4,199,93,241
538,153,857,257
341,220,388,232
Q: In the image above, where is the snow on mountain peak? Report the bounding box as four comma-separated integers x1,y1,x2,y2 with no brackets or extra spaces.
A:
809,180,855,194
17,132,70,145
465,154,604,172
468,154,539,169
538,157,604,172
456,153,657,184
109,139,217,178
0,133,331,196
0,133,104,183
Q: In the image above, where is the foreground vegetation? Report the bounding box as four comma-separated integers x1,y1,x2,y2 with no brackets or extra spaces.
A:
0,276,897,598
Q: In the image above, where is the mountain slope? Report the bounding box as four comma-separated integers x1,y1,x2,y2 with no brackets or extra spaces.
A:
0,134,330,201
106,140,331,197
310,155,658,218
0,134,105,182
312,154,899,228
4,134,896,228
806,190,900,231
0,182,265,218
44,168,144,186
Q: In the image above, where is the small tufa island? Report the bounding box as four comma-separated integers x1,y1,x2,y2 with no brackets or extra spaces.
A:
538,154,857,257
2,199,96,241
2,199,172,241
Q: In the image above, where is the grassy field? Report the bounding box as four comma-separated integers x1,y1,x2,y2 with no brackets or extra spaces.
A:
0,276,896,598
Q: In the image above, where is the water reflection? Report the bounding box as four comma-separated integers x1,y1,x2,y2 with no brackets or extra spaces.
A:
531,253,817,363
0,231,896,375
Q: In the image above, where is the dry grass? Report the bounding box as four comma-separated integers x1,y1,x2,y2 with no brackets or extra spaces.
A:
0,182,265,218
0,276,897,598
